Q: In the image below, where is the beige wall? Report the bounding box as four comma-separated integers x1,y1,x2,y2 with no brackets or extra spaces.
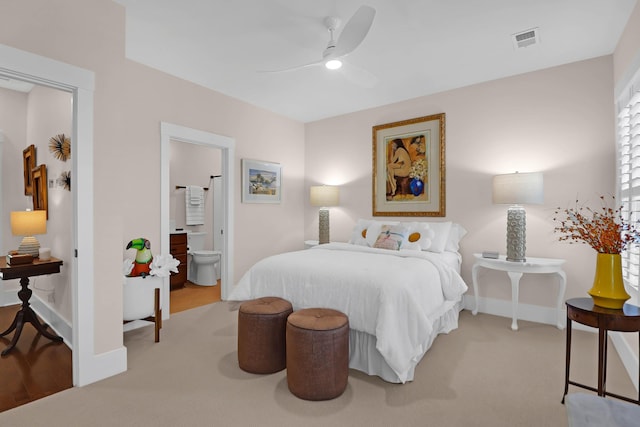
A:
25,86,73,320
614,0,640,85
0,0,305,354
0,87,28,257
169,140,222,250
305,56,615,309
0,85,73,320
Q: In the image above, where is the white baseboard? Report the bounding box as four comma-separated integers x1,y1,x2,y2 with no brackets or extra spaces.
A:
464,295,639,394
30,294,73,347
610,332,640,394
1,283,20,306
2,284,72,348
463,295,565,329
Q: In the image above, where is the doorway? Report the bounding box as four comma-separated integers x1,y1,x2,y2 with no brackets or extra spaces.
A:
0,43,102,387
159,122,235,315
168,140,222,313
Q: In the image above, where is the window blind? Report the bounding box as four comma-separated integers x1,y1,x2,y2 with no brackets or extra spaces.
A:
618,90,640,290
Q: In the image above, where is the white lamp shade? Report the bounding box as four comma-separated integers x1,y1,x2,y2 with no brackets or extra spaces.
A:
310,185,340,207
11,210,47,236
492,172,543,205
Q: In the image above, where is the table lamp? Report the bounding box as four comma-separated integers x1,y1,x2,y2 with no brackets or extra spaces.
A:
492,172,543,262
11,209,47,258
310,185,340,244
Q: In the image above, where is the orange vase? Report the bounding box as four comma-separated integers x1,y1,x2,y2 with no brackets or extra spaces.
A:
588,253,631,309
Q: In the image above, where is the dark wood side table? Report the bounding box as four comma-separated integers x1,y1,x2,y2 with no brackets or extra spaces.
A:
563,297,640,405
0,257,64,356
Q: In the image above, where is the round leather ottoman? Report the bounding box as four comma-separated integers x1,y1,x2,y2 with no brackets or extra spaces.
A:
237,296,293,374
286,308,349,400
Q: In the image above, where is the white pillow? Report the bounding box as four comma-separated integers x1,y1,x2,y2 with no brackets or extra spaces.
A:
445,223,467,252
401,222,434,251
373,224,408,251
349,219,375,246
424,221,452,253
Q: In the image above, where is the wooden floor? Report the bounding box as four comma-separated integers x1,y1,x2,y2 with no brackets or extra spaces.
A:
0,281,221,413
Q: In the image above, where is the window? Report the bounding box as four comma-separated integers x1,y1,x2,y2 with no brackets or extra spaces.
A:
617,86,640,292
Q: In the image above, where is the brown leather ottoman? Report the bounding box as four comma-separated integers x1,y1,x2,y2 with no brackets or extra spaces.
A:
237,296,293,374
286,308,349,400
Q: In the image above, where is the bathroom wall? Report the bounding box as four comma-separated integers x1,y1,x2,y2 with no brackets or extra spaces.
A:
169,139,221,252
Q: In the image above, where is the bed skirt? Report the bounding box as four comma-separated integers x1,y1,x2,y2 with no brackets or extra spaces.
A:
348,299,463,383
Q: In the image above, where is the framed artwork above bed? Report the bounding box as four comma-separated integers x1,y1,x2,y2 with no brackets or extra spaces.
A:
241,159,282,204
372,113,445,217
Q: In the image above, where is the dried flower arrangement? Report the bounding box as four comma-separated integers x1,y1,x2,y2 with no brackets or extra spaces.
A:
409,158,427,180
553,196,640,254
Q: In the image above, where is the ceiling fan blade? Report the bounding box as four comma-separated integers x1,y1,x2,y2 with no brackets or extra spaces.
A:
258,59,324,73
330,5,376,59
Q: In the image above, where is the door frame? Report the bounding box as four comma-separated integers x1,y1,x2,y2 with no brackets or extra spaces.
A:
0,43,123,386
160,122,235,304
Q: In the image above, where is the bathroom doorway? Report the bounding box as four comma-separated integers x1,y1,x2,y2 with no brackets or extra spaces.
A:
160,122,235,316
168,140,221,312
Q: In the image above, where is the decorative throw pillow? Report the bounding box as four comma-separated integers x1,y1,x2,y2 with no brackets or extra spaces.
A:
373,224,407,251
349,219,374,246
402,222,435,251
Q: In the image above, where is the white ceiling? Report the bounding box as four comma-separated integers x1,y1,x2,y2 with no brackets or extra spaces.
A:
113,0,637,123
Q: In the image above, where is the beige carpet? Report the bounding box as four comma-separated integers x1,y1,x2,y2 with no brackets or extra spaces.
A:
0,303,636,426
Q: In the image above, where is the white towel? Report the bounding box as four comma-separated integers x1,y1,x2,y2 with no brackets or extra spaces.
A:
188,185,204,205
186,186,205,225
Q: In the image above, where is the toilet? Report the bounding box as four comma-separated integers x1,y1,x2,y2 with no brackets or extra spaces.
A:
187,231,221,286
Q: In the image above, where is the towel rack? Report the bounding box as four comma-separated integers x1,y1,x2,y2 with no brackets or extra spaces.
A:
176,185,209,191
175,175,221,190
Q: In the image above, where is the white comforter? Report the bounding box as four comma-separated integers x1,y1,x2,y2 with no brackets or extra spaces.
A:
229,242,468,382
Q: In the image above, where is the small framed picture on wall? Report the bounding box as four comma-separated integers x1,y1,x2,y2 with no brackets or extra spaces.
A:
32,164,48,219
23,144,36,195
241,159,282,204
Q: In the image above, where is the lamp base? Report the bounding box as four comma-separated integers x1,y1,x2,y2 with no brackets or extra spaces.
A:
506,205,526,262
17,236,40,258
318,208,330,245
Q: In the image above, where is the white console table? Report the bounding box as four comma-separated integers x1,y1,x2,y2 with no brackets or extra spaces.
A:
471,253,567,331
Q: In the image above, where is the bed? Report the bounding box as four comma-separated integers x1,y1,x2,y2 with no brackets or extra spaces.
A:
229,220,468,383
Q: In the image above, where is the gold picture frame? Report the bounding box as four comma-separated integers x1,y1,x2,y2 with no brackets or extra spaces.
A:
32,164,48,219
372,113,445,217
23,145,36,195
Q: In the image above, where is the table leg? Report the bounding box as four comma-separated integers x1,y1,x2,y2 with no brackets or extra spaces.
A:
562,316,572,403
472,263,480,315
597,327,606,396
554,271,567,330
507,271,523,331
1,276,62,356
603,330,608,396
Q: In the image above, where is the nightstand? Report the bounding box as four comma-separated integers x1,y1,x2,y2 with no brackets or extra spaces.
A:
471,253,567,330
304,240,319,249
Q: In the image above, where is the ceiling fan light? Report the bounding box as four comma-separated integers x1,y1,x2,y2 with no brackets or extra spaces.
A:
325,59,342,70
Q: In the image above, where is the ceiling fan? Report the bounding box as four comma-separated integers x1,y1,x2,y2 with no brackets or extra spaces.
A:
263,5,376,79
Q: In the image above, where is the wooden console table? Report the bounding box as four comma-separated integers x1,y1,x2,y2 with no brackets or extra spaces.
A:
563,297,640,405
0,257,64,356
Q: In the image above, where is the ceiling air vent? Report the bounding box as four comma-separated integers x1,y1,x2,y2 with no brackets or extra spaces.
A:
512,28,539,49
